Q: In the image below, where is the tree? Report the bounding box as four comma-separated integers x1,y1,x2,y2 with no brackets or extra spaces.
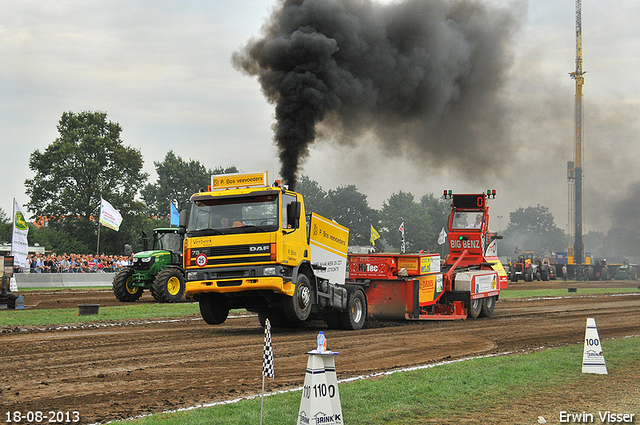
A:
379,191,434,252
502,204,565,257
25,111,148,254
295,175,331,218
0,207,10,244
420,193,450,245
584,231,605,259
604,227,640,261
142,151,238,216
326,185,379,247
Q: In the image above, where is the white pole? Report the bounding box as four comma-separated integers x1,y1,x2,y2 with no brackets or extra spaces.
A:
260,374,266,425
96,199,101,256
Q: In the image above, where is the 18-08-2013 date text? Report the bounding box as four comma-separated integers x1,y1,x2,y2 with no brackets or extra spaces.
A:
5,411,80,423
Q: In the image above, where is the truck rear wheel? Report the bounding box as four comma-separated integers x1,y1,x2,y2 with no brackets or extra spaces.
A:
480,296,495,317
467,297,482,319
152,268,185,303
323,313,342,329
113,267,143,302
283,274,313,322
199,294,229,325
338,288,367,330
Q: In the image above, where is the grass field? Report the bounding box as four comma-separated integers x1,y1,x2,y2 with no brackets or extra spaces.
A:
0,303,201,327
109,336,639,425
500,286,640,299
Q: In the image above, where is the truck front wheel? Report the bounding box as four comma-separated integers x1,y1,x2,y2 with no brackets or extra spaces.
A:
113,267,143,302
153,268,185,303
283,274,313,322
199,294,229,325
338,288,367,330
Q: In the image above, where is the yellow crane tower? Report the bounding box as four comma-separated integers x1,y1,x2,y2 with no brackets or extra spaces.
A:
568,0,585,267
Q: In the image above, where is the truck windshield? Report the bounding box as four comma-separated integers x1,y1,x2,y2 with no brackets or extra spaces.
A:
451,211,484,230
188,194,279,235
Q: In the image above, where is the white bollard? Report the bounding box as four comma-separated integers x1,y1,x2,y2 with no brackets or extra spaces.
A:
297,342,343,425
582,318,608,375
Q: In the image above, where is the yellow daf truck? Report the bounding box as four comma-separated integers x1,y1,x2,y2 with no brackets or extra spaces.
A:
179,171,367,329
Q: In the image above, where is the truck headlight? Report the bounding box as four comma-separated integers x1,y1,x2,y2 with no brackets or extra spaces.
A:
264,267,276,276
187,271,198,280
141,257,152,263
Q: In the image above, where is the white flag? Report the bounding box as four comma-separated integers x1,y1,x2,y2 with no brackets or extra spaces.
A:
11,200,30,270
398,222,405,254
437,227,447,245
99,198,123,231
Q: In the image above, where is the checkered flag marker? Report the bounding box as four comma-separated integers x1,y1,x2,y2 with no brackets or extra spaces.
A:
260,319,274,425
263,318,274,379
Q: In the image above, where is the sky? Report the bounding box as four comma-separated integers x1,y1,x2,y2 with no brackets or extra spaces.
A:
1,0,639,238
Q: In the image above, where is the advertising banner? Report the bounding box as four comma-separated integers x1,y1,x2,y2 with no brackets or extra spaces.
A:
11,199,29,270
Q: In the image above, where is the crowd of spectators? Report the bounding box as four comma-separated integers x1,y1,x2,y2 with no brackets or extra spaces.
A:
24,253,132,273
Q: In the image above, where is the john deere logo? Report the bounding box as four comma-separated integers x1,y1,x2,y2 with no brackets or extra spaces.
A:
14,211,28,230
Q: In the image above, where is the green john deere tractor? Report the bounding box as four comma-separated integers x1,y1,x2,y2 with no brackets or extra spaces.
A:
113,228,186,303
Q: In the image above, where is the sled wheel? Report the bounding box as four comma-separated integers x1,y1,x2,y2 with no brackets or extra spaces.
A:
480,296,495,318
467,297,482,319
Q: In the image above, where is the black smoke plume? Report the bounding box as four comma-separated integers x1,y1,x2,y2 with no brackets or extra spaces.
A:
232,0,524,189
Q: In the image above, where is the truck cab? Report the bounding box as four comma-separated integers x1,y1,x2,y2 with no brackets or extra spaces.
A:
181,172,359,328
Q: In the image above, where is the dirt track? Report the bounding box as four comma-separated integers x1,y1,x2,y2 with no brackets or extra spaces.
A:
1,282,639,424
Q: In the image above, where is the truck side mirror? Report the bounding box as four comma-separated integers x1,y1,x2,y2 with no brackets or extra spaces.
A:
287,201,301,229
178,210,189,235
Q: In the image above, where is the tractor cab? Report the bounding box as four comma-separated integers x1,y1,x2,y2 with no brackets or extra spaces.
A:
138,228,183,266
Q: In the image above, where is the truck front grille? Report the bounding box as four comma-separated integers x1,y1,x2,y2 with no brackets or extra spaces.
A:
189,243,272,267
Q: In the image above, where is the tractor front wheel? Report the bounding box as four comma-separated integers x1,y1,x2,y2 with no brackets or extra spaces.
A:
153,268,185,303
113,267,143,302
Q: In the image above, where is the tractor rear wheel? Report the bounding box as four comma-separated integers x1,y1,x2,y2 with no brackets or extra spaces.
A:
153,268,185,303
467,297,482,319
541,268,550,281
199,293,229,325
338,288,367,330
113,267,143,302
283,274,313,322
